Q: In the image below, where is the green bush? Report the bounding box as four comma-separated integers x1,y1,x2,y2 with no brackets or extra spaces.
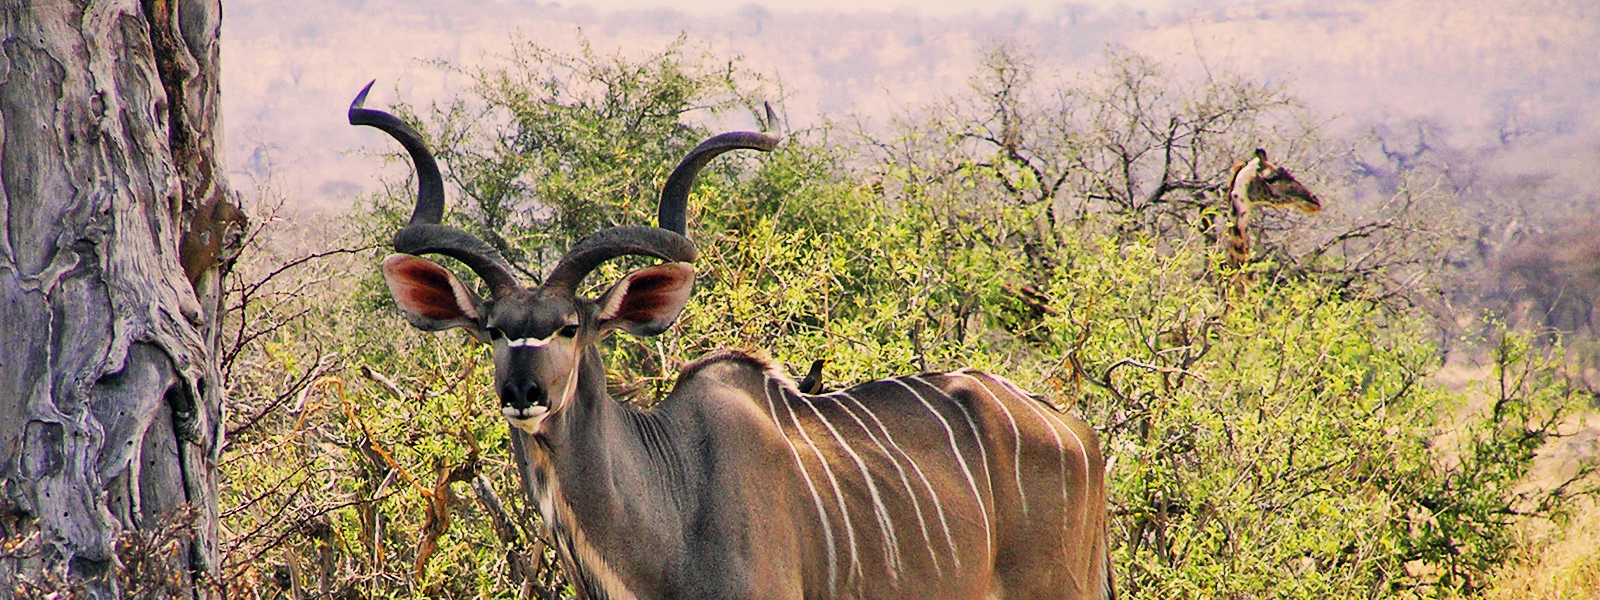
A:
218,37,1595,599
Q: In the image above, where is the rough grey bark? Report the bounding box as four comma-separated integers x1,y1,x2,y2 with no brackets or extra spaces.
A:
0,0,240,597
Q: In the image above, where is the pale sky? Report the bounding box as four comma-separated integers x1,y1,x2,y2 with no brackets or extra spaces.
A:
545,0,1178,15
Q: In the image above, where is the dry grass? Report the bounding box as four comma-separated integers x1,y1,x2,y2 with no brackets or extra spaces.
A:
1485,405,1600,599
1486,495,1600,599
1434,356,1600,599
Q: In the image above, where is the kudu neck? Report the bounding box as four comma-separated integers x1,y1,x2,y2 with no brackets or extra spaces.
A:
530,343,695,590
542,344,690,495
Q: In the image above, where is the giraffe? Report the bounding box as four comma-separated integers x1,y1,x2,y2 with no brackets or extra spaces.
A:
1224,148,1321,270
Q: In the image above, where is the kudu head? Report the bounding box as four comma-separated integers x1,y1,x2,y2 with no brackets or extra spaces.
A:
349,82,778,430
1231,148,1322,214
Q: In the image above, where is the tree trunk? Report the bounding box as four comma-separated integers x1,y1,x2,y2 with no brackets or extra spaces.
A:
0,0,240,597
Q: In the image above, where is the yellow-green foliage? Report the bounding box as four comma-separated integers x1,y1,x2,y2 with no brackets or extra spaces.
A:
218,39,1595,600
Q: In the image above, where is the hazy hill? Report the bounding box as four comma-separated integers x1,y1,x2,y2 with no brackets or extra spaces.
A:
221,0,1600,218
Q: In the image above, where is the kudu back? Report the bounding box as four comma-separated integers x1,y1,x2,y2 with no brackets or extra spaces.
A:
351,82,1113,600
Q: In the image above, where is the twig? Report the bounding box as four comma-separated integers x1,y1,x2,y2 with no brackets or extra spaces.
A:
1105,357,1210,385
359,364,414,400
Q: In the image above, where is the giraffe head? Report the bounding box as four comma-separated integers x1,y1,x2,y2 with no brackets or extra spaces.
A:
1231,148,1321,214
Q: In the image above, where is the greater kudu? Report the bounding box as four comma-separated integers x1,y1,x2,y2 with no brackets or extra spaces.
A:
351,83,1113,599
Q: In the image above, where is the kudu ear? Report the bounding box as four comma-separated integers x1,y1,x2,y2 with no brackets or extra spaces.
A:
595,263,696,337
381,254,484,333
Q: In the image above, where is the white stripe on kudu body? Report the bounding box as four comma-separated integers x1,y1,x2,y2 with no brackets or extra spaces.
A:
772,378,864,590
888,377,995,562
762,378,842,595
752,367,1109,599
953,371,1030,516
986,372,1097,561
797,390,905,576
826,392,945,575
990,373,1094,502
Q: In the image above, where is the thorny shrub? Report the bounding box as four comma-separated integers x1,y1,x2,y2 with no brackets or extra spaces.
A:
215,37,1596,599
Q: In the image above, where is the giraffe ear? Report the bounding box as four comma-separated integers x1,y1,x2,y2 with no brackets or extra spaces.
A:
1255,148,1269,162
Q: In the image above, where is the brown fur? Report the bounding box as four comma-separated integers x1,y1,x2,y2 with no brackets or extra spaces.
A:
179,197,247,288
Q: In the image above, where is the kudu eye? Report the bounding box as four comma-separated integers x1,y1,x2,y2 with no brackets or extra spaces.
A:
558,324,580,338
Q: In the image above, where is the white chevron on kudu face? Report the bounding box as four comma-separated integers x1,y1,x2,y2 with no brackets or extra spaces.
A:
356,87,1113,599
506,333,559,348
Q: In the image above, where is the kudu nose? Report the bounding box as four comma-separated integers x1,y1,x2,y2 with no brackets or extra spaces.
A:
500,379,548,413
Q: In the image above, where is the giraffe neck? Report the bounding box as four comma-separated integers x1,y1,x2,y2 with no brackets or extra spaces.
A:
1225,157,1261,268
